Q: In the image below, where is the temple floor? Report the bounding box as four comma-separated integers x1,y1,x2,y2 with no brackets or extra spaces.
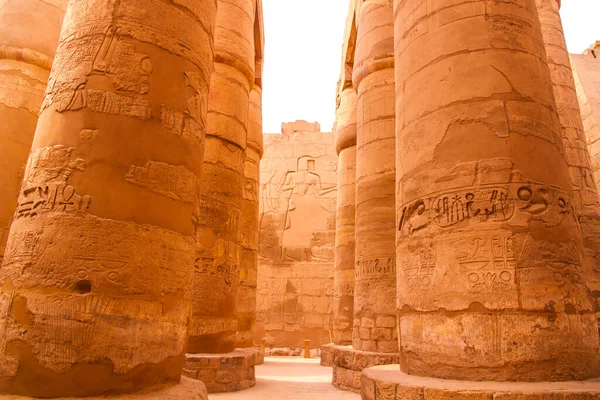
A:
211,357,360,399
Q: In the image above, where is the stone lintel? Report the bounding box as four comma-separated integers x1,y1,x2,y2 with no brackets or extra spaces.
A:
332,345,399,393
0,377,208,400
362,365,600,400
183,348,257,393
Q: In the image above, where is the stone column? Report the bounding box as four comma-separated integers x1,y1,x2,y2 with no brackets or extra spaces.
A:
236,86,263,349
360,0,600,398
333,86,358,346
332,0,399,393
0,0,68,264
184,0,257,393
0,0,216,398
536,0,600,318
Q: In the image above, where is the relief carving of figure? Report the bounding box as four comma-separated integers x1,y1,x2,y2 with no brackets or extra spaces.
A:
278,156,336,261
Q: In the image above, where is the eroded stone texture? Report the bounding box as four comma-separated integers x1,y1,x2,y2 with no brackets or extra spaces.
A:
332,346,399,393
572,43,600,198
257,121,337,348
0,0,217,396
189,0,255,355
362,365,600,400
0,0,68,265
353,0,397,355
182,349,257,393
236,86,264,349
394,0,599,382
333,87,358,346
536,0,600,319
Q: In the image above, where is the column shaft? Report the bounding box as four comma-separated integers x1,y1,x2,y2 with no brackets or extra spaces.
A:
0,0,217,396
0,0,68,263
189,0,254,354
333,87,358,346
236,87,263,348
353,0,397,354
395,0,599,381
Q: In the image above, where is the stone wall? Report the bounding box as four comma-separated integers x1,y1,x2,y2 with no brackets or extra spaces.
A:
572,42,600,194
256,121,337,348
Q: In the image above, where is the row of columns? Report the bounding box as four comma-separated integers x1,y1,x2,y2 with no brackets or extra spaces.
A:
332,0,600,395
0,0,263,397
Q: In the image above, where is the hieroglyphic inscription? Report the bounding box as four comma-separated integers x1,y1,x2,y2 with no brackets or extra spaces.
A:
125,161,198,203
355,257,396,279
399,182,573,236
335,282,355,296
15,184,91,219
160,71,206,145
455,235,516,292
401,243,436,290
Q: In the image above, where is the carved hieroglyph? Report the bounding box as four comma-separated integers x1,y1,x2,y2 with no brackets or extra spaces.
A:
257,122,337,348
0,0,216,396
236,87,264,348
0,0,68,265
394,0,600,381
333,87,358,346
352,0,397,354
189,0,255,355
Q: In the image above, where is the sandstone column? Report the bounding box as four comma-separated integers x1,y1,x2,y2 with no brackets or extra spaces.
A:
536,0,600,318
360,0,600,397
333,86,358,346
0,0,216,397
332,0,399,392
236,86,263,349
185,0,257,393
0,0,68,264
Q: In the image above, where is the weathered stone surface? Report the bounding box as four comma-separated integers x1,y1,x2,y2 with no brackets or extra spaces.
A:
236,86,264,349
333,87,358,346
321,343,335,367
394,0,599,382
536,0,600,329
332,345,398,392
353,0,397,355
189,0,255,355
256,121,337,348
0,0,217,396
183,348,257,394
361,366,600,400
0,0,68,265
572,43,600,201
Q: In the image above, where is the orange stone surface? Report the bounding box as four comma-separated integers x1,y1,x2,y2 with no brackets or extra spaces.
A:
394,0,599,382
0,0,217,396
0,0,68,264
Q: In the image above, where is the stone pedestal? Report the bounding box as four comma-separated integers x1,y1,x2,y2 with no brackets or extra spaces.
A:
0,0,217,397
0,0,68,263
0,377,208,400
320,343,335,367
183,349,257,394
332,346,399,393
362,366,600,400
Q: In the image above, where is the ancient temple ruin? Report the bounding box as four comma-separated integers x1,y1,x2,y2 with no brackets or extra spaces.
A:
1,0,600,399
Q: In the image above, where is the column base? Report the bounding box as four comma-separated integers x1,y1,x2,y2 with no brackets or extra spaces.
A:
332,345,399,393
255,345,265,366
320,343,335,366
362,365,600,399
183,348,256,393
0,377,207,400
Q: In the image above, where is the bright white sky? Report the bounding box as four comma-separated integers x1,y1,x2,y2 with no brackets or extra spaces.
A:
261,0,600,134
